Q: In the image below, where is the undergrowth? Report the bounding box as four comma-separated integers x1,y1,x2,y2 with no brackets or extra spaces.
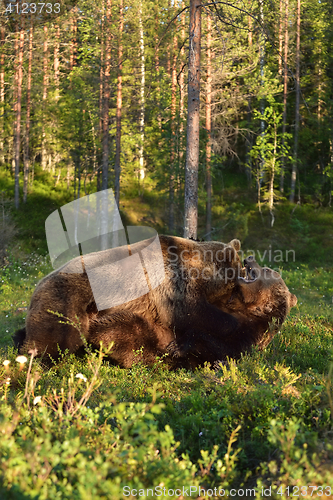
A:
1,255,333,498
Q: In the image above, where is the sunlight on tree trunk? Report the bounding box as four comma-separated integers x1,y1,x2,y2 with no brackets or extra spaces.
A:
169,14,177,234
99,0,105,141
259,0,265,187
278,0,283,76
114,0,123,207
14,28,24,209
184,0,201,240
290,0,300,203
70,7,77,71
280,0,289,194
23,23,33,203
41,25,48,171
54,25,60,101
138,0,145,191
0,26,5,165
178,2,186,199
205,12,212,239
102,0,112,191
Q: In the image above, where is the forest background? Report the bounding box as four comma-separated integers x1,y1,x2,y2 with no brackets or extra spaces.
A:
1,0,333,497
0,0,333,258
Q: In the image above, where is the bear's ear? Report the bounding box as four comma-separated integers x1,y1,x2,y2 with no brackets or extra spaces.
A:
290,293,297,307
229,239,241,252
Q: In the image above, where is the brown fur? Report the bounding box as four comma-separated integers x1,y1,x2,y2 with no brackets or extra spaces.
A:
14,236,296,369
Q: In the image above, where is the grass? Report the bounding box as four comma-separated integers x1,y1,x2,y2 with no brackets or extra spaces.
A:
1,169,333,497
1,252,333,498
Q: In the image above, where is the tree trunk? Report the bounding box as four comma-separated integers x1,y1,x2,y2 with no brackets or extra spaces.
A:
99,0,105,138
70,7,77,71
280,0,289,193
41,25,48,170
269,122,278,227
278,0,283,76
154,4,161,131
14,28,25,209
259,0,265,185
12,31,18,175
23,24,33,203
178,1,186,187
169,21,177,233
114,0,123,207
184,0,201,240
290,0,301,203
102,0,112,191
205,12,212,239
0,26,5,165
54,25,60,100
138,0,145,191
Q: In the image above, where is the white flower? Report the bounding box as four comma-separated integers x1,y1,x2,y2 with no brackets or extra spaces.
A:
33,396,42,405
16,355,28,364
5,378,10,385
75,373,87,382
2,360,10,367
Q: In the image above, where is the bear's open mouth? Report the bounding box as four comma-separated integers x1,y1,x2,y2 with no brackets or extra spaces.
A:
239,263,258,283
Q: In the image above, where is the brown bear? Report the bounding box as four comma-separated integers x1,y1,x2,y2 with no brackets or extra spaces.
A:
13,235,297,369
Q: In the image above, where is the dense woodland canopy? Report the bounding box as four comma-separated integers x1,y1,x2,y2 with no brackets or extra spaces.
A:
1,0,333,236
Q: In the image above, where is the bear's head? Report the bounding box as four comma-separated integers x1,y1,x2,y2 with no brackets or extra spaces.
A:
226,255,297,328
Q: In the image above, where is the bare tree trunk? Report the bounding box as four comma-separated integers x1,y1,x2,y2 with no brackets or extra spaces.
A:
154,4,161,131
0,26,5,165
114,0,123,207
169,21,177,233
14,28,25,209
205,12,212,239
259,0,265,184
280,0,289,193
175,1,186,218
70,7,77,71
23,24,33,203
184,0,201,240
99,0,105,139
290,0,300,203
102,0,112,190
138,0,145,191
54,25,60,100
12,31,18,175
269,122,278,227
278,0,283,76
41,25,48,171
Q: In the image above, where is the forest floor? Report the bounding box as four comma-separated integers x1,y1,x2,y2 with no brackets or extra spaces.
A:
1,170,333,498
